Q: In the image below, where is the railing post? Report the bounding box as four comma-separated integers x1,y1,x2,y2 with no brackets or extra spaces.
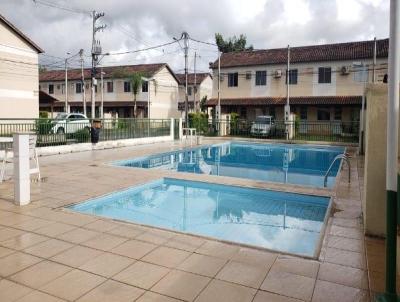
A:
170,118,174,140
179,118,183,140
13,132,31,206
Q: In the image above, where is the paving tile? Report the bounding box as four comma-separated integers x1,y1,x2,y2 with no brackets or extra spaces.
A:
194,279,256,302
79,252,134,277
0,279,32,301
113,261,170,289
83,219,119,232
15,291,65,302
107,224,146,238
253,290,303,301
325,247,366,269
261,270,315,301
216,260,268,288
318,262,368,289
0,214,34,226
10,260,72,288
329,225,363,240
142,246,191,268
51,245,103,267
136,229,175,245
312,280,369,302
0,227,24,241
81,233,128,251
178,253,227,277
326,235,364,253
111,239,157,259
331,217,362,229
136,292,181,302
0,252,41,277
1,232,49,250
195,240,239,259
76,280,144,302
152,270,210,301
23,238,73,258
164,234,205,252
13,218,55,232
35,222,77,237
40,269,106,301
232,247,277,267
271,255,319,279
0,246,15,258
57,228,100,244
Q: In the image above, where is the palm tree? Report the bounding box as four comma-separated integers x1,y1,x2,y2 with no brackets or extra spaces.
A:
128,73,143,118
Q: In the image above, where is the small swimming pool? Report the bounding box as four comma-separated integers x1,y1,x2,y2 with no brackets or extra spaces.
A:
70,178,330,256
113,142,345,188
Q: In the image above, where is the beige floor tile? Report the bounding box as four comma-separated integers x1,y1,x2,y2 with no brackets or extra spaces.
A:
35,222,77,237
40,269,106,301
325,247,366,269
164,234,205,252
13,218,55,232
0,214,34,226
271,255,319,279
178,253,227,277
81,233,127,251
216,260,269,288
253,290,303,302
329,225,363,240
0,227,24,241
79,252,134,277
0,252,41,277
326,235,364,253
83,219,119,232
23,238,74,258
15,290,65,302
318,262,368,289
136,229,175,245
232,247,278,267
136,291,181,302
331,217,362,229
51,245,103,267
0,246,16,258
113,261,170,289
76,280,144,302
261,270,315,301
57,228,100,244
10,260,72,288
0,279,32,301
1,232,49,250
142,246,191,268
111,239,157,259
196,240,239,259
194,279,256,302
312,280,369,302
152,270,210,301
107,224,146,239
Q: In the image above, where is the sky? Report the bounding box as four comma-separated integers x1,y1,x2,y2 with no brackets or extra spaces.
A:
0,0,390,73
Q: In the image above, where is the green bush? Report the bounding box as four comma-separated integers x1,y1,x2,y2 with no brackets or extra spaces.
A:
35,118,52,135
39,111,49,118
188,112,208,134
71,128,90,143
229,112,240,135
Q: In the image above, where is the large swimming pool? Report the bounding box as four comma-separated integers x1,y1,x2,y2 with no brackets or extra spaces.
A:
113,142,345,188
70,178,330,256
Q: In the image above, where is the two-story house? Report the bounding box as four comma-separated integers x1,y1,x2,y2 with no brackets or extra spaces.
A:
39,63,181,119
0,13,43,119
207,38,388,123
176,73,212,114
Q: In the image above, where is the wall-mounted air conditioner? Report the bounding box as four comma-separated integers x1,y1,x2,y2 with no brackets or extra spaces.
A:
274,70,282,78
341,66,351,75
245,72,252,80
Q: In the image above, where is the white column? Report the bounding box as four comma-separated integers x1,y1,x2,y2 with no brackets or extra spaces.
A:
13,133,30,205
170,118,174,140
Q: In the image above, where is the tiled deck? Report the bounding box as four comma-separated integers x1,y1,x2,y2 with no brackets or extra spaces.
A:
0,140,372,301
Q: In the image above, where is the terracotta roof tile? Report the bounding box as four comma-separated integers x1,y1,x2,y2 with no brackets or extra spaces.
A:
175,73,211,85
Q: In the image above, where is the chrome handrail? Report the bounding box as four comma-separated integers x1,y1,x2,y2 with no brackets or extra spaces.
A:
324,154,351,187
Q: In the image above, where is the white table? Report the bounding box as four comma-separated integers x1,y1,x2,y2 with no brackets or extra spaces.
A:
182,128,197,147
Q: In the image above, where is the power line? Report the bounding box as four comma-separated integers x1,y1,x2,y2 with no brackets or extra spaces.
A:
107,40,181,56
32,0,91,16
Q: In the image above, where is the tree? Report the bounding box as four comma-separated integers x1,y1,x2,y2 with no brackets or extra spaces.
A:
215,33,253,53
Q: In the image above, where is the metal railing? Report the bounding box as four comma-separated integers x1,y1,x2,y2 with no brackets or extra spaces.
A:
0,118,171,147
324,153,351,187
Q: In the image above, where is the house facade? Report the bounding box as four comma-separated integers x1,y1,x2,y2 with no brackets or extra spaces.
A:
207,38,388,123
0,13,43,118
176,73,212,114
39,63,181,119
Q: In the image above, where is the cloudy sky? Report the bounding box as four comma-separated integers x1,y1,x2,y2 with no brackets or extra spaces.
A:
0,0,390,72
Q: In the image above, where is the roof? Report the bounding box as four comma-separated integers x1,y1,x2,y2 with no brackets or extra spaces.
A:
210,38,388,69
0,13,43,53
175,73,211,85
206,96,362,106
39,91,58,104
39,63,179,83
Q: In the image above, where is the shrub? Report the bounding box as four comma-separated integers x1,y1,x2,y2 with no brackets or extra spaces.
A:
188,112,208,134
71,128,90,143
35,118,52,135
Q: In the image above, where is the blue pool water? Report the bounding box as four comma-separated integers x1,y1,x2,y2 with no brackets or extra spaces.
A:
70,178,330,256
113,142,345,188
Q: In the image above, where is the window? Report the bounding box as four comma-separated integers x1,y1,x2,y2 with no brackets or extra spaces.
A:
61,84,65,94
188,87,192,95
75,82,82,94
56,84,61,90
240,107,247,118
107,81,113,93
354,69,368,83
255,71,267,86
300,106,307,120
334,107,342,120
48,84,54,94
317,107,331,120
286,69,298,85
318,67,331,83
142,81,148,92
228,72,238,87
124,81,131,93
269,106,276,118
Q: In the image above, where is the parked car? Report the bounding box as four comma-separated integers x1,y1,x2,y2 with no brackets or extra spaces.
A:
250,115,275,137
51,113,91,134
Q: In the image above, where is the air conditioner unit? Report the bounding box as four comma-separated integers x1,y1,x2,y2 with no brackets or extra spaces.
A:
245,72,252,80
219,75,224,82
274,70,282,78
341,66,350,75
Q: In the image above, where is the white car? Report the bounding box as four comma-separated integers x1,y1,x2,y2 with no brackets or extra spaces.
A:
250,115,275,136
51,113,91,134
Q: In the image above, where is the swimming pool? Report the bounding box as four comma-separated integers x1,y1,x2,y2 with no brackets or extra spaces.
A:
113,142,345,188
70,178,330,256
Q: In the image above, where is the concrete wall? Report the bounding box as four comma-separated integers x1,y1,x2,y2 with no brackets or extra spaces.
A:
0,21,40,118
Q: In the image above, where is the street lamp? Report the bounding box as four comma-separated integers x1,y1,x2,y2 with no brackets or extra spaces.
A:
352,61,367,155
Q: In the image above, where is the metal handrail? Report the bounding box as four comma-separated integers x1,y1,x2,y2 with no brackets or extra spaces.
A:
324,154,351,187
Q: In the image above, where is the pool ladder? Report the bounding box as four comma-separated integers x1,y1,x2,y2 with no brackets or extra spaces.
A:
324,154,351,187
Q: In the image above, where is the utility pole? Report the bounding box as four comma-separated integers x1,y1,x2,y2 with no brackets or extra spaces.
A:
91,10,106,119
217,50,221,121
100,68,104,118
285,45,291,140
64,58,68,113
194,51,197,112
373,37,377,83
79,49,87,116
182,31,189,126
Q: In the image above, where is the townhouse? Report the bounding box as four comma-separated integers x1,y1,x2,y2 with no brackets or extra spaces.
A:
39,63,181,119
0,13,43,118
207,38,388,123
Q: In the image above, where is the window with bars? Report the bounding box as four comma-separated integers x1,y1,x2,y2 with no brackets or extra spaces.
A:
142,81,148,92
286,69,298,85
318,67,332,83
48,84,54,94
75,82,82,94
124,81,131,93
228,72,238,87
255,71,267,86
107,81,113,93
